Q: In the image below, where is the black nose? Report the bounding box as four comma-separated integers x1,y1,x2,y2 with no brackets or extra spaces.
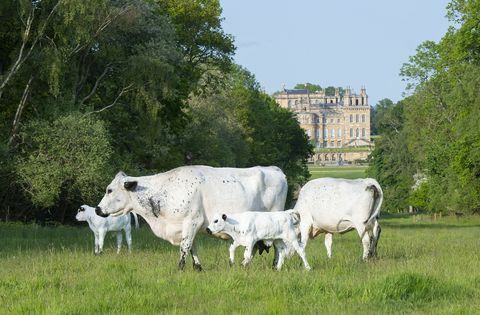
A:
206,228,212,235
95,206,109,218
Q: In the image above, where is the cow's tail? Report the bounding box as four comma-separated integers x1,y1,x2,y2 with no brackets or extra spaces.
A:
131,212,139,229
286,209,301,225
364,181,383,226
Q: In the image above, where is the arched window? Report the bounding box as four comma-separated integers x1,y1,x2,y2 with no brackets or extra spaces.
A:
356,114,359,122
324,154,329,161
355,99,359,106
331,129,335,138
362,128,366,137
362,114,365,122
362,97,365,105
350,128,353,137
350,114,353,123
356,128,359,137
337,128,342,137
332,154,336,161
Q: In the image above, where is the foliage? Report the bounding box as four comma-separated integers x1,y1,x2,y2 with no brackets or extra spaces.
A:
15,113,113,222
0,1,311,222
369,0,480,213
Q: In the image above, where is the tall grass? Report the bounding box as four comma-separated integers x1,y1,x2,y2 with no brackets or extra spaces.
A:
1,215,479,314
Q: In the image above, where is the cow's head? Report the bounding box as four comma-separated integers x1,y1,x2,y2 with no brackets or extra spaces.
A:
96,172,137,217
206,213,228,234
76,205,89,222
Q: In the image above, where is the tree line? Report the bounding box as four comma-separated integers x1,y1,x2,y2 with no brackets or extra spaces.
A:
0,0,312,223
367,0,480,214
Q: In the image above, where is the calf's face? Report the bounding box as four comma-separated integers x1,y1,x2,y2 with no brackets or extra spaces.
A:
96,172,137,217
206,213,228,234
76,206,87,221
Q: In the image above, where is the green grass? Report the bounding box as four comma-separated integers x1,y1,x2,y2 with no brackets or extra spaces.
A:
1,215,479,314
308,165,368,179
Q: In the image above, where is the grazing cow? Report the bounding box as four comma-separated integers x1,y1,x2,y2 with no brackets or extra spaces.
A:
95,165,287,271
206,210,311,270
294,178,383,260
76,205,139,255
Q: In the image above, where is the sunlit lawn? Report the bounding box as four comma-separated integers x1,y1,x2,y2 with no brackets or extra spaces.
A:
0,214,479,314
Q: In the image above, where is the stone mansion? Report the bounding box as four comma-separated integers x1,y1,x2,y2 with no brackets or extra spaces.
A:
274,86,372,163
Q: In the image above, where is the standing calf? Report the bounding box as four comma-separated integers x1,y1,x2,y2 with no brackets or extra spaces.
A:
76,205,139,254
206,210,311,270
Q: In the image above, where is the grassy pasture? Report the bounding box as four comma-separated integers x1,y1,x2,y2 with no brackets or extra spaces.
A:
308,165,368,180
1,215,479,314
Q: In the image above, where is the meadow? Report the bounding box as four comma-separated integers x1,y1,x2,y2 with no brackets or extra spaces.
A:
308,165,368,180
1,215,479,314
1,166,479,314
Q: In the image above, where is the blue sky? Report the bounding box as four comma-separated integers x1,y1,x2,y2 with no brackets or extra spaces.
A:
219,0,451,105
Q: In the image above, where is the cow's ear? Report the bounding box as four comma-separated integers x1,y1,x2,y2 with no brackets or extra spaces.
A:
124,181,137,191
222,214,227,221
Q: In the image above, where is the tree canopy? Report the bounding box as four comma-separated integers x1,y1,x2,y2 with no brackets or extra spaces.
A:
368,0,480,214
0,0,312,222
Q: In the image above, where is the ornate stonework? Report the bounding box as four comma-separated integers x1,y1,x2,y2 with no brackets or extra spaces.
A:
274,86,372,163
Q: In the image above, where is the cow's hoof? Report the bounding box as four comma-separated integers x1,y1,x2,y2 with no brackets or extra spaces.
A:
178,260,186,271
193,263,203,272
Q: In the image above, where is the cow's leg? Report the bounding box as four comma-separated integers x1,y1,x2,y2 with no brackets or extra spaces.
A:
116,231,123,254
357,226,371,260
324,233,333,259
299,216,313,249
98,230,106,254
370,220,381,258
272,242,280,268
289,234,311,270
178,217,203,271
229,241,239,266
125,227,133,253
241,241,255,267
94,232,100,255
190,241,202,271
274,240,286,270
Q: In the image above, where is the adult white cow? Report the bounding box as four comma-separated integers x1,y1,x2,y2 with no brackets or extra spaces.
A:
76,205,139,254
295,177,383,260
95,165,288,270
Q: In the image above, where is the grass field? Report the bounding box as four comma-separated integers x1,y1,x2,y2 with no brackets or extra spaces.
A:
308,165,368,180
1,215,479,314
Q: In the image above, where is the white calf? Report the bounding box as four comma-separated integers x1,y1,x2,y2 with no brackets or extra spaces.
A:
206,210,311,270
76,205,139,254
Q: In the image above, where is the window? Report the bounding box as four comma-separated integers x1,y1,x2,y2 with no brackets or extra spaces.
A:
330,118,333,123
288,100,292,106
362,128,366,137
362,97,365,105
355,99,359,106
362,114,366,122
337,118,340,123
330,141,334,147
337,128,342,137
316,129,320,138
350,128,353,137
356,128,359,137
330,100,333,103
323,131,327,139
331,129,335,138
332,154,336,161
350,114,353,123
356,114,359,123
337,140,341,147
306,130,311,137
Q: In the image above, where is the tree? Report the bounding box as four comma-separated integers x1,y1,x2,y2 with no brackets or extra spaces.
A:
15,113,113,222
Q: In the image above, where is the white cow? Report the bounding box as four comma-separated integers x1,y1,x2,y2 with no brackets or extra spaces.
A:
76,205,139,254
95,165,287,270
295,178,383,260
206,210,311,270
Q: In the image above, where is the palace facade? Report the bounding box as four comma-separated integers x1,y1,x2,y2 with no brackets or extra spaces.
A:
274,86,372,163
